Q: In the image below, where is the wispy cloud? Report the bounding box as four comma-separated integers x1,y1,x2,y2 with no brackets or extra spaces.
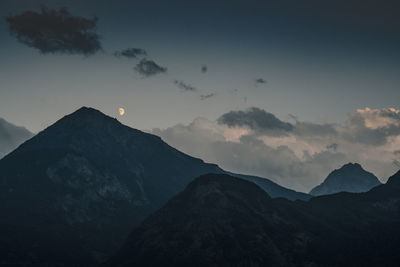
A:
173,80,197,92
134,59,167,77
200,93,216,100
114,48,147,58
255,78,267,87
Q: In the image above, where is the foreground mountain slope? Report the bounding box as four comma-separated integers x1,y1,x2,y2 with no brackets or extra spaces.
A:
310,163,381,196
108,174,317,267
0,117,33,158
0,107,308,265
110,172,400,266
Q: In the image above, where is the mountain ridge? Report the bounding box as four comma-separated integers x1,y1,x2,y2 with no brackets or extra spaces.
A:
0,106,309,265
109,171,400,266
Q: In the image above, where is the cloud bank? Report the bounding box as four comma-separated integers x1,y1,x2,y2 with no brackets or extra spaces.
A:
6,5,101,55
153,107,400,192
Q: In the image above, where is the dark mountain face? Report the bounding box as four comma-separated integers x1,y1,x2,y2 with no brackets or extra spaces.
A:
110,172,400,267
0,107,308,265
108,174,313,267
0,117,33,158
309,162,381,196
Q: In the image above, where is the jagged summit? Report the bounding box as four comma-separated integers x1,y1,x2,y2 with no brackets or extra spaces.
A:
310,162,381,196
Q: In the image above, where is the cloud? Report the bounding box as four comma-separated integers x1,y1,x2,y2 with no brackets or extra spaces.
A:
201,65,208,73
134,59,167,77
153,117,347,192
6,5,101,55
114,48,147,58
200,93,216,100
152,107,400,192
294,121,337,137
217,107,294,136
255,78,267,86
173,80,197,92
340,107,400,146
326,143,339,151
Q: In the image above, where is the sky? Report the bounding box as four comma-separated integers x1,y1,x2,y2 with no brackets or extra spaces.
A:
1,0,400,191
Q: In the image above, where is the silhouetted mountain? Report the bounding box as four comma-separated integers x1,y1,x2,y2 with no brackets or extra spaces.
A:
0,107,308,265
0,117,33,158
309,162,381,196
110,172,400,266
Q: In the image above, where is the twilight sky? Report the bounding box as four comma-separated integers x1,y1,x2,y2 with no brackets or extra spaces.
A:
1,0,400,191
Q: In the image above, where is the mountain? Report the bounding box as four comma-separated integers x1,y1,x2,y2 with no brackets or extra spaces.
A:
309,162,381,196
0,107,308,265
0,117,33,158
109,172,400,266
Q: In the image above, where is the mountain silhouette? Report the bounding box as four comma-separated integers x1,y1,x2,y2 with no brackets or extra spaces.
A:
309,162,381,196
0,107,308,265
109,171,400,266
0,117,33,158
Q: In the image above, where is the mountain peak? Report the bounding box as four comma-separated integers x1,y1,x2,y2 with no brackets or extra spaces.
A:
61,106,120,125
73,106,103,115
310,162,381,196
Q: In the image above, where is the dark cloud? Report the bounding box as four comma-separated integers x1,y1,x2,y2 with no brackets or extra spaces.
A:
6,5,101,55
326,143,339,151
134,59,167,77
201,65,208,73
174,80,197,92
255,78,267,86
114,48,147,58
200,93,216,100
218,107,294,136
394,150,400,155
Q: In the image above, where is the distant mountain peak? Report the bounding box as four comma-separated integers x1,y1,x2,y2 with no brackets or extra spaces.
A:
0,117,33,158
309,162,381,196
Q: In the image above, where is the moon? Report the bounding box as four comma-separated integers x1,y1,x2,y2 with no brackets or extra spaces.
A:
118,108,125,116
